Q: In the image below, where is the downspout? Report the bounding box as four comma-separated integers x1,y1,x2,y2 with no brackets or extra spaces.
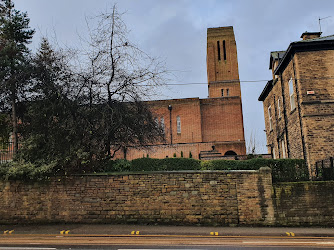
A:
273,95,281,158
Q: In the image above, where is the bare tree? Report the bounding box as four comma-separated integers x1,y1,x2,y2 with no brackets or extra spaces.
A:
76,5,167,158
247,130,257,155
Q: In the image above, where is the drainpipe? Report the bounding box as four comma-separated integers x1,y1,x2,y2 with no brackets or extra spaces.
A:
168,105,173,144
273,95,281,158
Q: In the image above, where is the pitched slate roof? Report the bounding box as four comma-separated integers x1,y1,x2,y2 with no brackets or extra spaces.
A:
259,34,334,102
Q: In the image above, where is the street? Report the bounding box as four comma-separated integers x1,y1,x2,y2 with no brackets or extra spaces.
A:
1,234,334,249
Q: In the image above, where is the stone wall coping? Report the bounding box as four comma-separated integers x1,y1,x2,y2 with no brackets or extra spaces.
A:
73,169,260,177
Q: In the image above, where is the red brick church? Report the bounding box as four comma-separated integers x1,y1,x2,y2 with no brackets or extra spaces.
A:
115,26,246,160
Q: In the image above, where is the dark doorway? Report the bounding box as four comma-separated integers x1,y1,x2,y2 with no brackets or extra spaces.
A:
224,150,237,156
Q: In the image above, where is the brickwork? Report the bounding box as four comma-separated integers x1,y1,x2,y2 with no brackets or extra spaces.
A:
260,33,334,175
117,141,246,160
147,98,203,144
273,181,334,226
0,169,274,225
207,27,239,84
294,51,334,170
200,98,244,143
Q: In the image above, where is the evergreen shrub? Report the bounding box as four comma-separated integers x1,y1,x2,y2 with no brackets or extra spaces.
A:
131,157,201,171
201,158,308,182
0,157,308,182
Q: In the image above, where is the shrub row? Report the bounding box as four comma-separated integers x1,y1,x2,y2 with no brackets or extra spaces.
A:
0,158,308,182
101,157,308,182
0,161,57,181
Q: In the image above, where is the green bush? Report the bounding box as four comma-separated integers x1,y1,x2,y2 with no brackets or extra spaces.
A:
0,161,57,180
131,157,201,171
201,158,308,182
0,157,308,183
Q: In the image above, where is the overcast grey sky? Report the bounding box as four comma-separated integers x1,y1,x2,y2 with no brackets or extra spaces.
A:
15,0,334,153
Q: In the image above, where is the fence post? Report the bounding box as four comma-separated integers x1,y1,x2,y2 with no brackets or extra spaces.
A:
330,157,334,180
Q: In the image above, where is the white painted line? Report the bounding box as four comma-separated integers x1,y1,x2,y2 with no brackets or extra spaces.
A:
243,241,334,245
316,242,334,245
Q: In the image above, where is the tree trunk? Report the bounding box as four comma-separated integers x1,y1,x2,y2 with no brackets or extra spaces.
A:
11,88,18,157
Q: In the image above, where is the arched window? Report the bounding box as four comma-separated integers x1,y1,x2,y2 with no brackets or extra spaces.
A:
160,117,165,133
176,116,181,134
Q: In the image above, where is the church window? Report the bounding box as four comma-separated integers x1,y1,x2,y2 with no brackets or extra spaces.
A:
160,117,165,133
223,40,227,60
176,116,181,134
268,105,273,131
221,89,224,96
217,41,221,61
226,88,229,96
289,78,296,111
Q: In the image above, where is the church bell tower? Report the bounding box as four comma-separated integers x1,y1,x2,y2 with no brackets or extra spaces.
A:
207,26,241,98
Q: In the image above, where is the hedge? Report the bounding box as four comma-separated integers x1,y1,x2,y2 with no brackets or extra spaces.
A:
201,158,308,182
100,157,308,182
0,158,308,182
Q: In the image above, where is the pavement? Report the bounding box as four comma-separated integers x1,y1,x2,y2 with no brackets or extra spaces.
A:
1,224,334,237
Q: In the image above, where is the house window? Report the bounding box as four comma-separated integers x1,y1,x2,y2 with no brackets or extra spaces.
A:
160,117,165,133
268,105,273,131
289,78,296,111
176,116,181,134
154,118,159,127
277,97,281,118
281,139,286,158
217,41,221,61
221,89,224,96
226,88,229,96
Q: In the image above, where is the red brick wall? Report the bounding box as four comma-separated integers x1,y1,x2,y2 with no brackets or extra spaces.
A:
200,97,245,144
147,98,203,144
113,95,246,160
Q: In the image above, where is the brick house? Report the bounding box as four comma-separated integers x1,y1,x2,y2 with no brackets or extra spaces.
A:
115,27,246,160
259,31,334,174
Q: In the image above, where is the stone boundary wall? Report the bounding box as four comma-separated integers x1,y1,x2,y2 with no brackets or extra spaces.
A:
0,168,274,225
273,181,334,226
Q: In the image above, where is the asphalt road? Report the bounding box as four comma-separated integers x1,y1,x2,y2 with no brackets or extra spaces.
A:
1,224,334,249
1,234,334,249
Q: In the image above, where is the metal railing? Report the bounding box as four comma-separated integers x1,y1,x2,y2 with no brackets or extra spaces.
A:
315,157,334,180
0,141,14,164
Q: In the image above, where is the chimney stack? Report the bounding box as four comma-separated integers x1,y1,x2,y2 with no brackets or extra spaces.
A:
300,31,322,40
